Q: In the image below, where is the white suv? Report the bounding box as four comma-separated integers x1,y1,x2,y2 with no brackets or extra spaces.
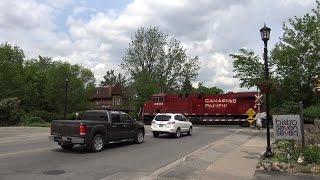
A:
151,113,193,138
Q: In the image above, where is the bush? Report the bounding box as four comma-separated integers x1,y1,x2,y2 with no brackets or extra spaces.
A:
0,97,24,126
66,111,85,120
29,110,61,122
304,105,320,120
292,146,320,165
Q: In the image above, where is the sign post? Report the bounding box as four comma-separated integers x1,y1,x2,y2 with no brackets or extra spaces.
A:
273,115,302,140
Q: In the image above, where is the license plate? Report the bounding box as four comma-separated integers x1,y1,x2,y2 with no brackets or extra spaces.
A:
159,125,163,127
62,137,68,141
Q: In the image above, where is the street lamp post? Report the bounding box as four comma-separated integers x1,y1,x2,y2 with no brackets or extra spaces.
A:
64,78,69,120
260,23,272,157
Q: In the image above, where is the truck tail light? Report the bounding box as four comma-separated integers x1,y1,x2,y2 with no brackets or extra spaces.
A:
80,123,86,135
167,121,175,125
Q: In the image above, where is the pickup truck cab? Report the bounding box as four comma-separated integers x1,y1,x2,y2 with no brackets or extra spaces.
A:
49,110,145,152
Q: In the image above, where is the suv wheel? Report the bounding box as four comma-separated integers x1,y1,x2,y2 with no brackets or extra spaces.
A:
134,130,144,144
187,127,192,136
153,132,159,138
91,134,104,152
174,128,181,138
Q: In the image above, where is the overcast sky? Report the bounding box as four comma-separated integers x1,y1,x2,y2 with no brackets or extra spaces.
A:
0,0,316,92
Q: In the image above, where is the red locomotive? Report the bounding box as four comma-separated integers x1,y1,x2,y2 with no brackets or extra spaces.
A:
142,92,260,126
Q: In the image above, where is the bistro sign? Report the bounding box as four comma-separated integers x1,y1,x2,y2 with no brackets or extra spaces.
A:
273,115,301,140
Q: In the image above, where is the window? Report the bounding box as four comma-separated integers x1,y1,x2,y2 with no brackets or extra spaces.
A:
179,94,182,98
185,94,189,99
153,97,163,102
113,98,121,106
111,113,120,123
174,115,182,121
198,94,202,99
82,112,107,121
155,115,171,121
120,113,132,123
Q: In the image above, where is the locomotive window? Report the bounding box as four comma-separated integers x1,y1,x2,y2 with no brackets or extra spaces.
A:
185,94,189,99
153,97,164,102
198,95,202,99
179,94,182,98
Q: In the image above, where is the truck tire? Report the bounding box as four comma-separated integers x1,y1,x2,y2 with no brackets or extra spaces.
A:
90,134,104,152
61,144,74,150
134,130,144,144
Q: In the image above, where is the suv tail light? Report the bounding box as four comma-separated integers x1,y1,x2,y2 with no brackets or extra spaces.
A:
167,121,175,125
80,123,86,135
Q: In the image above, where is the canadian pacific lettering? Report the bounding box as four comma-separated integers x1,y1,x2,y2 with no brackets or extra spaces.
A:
204,99,236,108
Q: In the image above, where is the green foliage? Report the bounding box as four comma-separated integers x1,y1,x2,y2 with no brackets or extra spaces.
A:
66,111,85,120
21,115,49,127
271,1,320,106
100,70,127,87
0,97,23,126
121,26,200,113
292,146,320,165
230,48,265,88
194,82,224,94
304,105,320,120
29,110,61,122
272,152,289,163
271,101,300,114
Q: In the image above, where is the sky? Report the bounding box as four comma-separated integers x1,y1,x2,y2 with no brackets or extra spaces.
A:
0,0,317,92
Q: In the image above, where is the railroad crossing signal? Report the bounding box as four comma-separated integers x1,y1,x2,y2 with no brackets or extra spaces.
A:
255,94,263,103
246,108,256,124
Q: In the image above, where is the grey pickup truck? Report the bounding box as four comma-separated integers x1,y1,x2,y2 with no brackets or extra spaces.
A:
49,110,145,152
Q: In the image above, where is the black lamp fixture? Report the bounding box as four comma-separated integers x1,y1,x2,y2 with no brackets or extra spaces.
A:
260,23,272,157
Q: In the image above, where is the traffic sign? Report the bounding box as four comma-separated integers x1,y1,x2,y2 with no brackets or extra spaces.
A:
246,108,256,117
255,94,263,103
247,117,255,124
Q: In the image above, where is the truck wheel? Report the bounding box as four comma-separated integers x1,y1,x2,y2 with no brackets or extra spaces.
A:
61,144,74,150
153,132,159,138
134,130,144,144
174,128,181,138
187,127,192,136
91,134,104,152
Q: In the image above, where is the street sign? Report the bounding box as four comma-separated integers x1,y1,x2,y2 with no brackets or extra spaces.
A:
246,108,256,117
246,108,256,124
273,115,301,140
247,117,255,124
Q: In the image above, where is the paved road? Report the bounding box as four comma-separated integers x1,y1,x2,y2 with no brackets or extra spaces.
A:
0,126,243,180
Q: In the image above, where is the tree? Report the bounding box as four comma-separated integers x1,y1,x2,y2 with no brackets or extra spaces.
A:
0,43,25,99
230,48,265,89
121,27,200,113
121,27,200,93
100,70,127,87
194,83,223,94
271,1,320,106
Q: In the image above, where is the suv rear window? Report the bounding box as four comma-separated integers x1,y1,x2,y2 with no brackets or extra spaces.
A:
155,115,171,121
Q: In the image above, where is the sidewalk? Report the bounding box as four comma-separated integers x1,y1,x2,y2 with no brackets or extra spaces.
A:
154,128,266,180
199,128,266,180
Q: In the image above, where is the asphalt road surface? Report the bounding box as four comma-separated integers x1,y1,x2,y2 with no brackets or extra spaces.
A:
0,126,243,180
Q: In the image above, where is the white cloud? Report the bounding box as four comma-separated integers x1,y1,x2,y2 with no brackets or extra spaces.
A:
0,0,317,92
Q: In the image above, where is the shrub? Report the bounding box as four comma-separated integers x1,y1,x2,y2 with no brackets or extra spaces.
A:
66,111,85,120
304,105,320,121
29,110,61,122
0,97,23,126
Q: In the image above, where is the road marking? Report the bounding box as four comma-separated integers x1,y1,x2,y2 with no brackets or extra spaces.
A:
0,137,48,144
0,147,54,158
149,129,244,178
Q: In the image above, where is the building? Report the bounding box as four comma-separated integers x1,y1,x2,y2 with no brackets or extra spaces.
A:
89,84,128,111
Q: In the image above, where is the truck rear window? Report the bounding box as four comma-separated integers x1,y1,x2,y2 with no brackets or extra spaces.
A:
82,112,107,121
155,115,171,121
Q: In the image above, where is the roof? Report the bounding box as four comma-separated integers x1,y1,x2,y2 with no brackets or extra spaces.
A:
89,85,123,99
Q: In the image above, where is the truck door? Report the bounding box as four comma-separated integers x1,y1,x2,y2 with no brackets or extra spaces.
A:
110,112,124,140
120,113,136,139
